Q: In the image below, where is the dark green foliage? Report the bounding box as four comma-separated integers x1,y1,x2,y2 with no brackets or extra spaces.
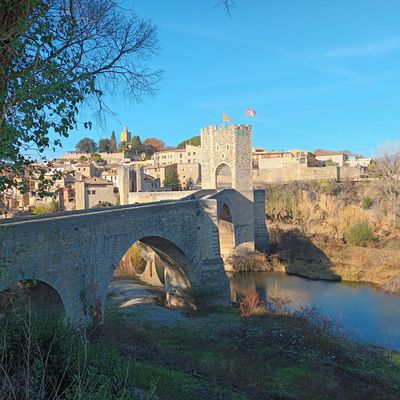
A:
75,137,97,154
164,168,180,191
177,135,201,149
99,138,112,153
130,135,144,154
345,222,375,246
110,131,117,153
362,196,374,210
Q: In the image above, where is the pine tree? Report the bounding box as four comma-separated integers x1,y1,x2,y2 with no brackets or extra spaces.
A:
164,168,180,191
131,135,144,154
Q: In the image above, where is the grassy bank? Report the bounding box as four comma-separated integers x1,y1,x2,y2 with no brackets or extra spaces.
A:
1,302,400,399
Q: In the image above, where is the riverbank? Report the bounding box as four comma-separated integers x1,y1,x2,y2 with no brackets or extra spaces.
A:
2,279,399,399
268,228,400,294
100,282,400,399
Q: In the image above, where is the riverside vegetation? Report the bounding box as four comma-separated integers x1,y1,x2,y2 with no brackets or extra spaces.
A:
258,179,400,294
0,282,399,400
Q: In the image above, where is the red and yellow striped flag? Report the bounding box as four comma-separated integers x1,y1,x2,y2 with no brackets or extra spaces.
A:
223,114,231,122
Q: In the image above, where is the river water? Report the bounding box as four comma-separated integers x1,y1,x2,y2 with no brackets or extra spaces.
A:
228,271,400,351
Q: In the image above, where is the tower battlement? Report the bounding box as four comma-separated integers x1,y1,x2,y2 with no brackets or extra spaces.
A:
201,124,252,136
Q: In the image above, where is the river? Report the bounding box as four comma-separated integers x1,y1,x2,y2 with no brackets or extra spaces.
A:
228,271,400,351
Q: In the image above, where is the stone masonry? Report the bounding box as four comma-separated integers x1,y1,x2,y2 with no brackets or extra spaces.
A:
201,124,253,191
0,199,231,324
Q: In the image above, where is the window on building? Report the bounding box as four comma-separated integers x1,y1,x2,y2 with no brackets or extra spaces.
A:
300,158,306,164
180,154,182,158
216,145,219,151
226,144,229,150
188,160,191,163
188,152,191,156
193,152,196,155
87,190,91,195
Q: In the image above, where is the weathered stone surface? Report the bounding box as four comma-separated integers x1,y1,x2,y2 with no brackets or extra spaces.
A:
0,190,269,324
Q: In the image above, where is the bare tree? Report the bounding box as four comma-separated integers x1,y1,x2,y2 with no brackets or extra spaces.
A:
214,0,236,17
373,141,400,228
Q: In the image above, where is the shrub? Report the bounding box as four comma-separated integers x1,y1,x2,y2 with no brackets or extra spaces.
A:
345,222,375,247
267,186,298,223
239,291,266,317
31,200,58,214
0,314,137,400
361,196,374,210
337,206,371,236
92,201,114,208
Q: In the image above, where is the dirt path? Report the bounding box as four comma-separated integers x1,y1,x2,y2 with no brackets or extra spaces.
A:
107,276,189,326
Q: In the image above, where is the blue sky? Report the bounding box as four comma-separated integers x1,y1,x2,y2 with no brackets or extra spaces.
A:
55,0,400,157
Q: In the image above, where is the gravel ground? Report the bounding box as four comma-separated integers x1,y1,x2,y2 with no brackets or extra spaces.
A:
107,276,189,326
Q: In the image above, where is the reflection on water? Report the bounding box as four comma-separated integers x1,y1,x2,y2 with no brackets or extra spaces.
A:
228,271,400,351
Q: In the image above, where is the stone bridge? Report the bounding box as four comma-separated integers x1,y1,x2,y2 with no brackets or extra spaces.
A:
0,189,268,324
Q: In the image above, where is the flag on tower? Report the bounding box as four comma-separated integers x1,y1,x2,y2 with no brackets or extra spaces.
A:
246,108,256,117
223,114,231,122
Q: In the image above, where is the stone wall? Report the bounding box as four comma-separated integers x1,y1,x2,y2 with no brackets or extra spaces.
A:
128,190,195,204
201,124,252,191
253,165,362,184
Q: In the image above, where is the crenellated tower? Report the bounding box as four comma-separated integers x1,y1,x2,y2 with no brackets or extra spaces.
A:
200,124,252,191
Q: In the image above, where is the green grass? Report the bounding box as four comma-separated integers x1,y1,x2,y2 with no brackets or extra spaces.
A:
100,306,400,400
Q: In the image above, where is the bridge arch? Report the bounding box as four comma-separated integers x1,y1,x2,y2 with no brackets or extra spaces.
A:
215,163,233,190
0,278,65,317
109,235,196,309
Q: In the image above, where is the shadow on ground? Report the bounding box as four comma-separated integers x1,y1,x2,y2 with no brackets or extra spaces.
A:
271,229,341,281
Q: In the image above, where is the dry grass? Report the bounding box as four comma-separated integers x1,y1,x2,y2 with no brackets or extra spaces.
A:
239,291,266,316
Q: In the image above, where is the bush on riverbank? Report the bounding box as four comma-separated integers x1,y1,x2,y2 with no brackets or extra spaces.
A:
345,221,375,246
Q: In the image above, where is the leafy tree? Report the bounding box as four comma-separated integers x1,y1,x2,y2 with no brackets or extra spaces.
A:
143,137,165,152
75,137,97,154
31,200,59,215
110,131,117,153
0,0,160,195
177,135,201,149
118,141,128,153
99,138,111,153
164,168,180,191
130,135,144,154
90,153,103,162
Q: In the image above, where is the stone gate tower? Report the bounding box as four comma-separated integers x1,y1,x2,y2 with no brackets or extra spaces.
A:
201,124,252,191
